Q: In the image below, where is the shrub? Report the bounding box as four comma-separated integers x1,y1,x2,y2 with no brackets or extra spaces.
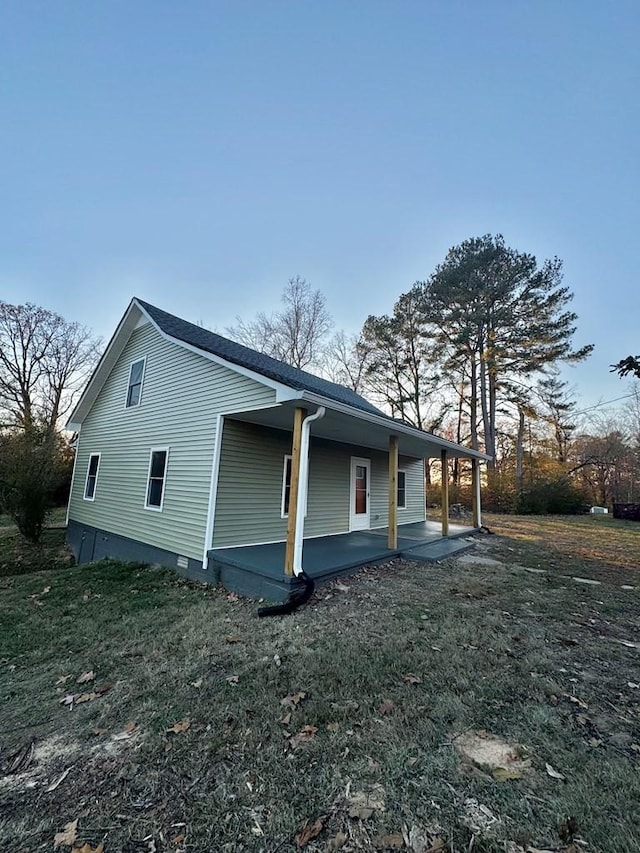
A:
517,478,589,515
0,431,66,542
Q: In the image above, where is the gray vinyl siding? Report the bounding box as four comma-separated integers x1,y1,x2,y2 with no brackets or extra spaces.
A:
212,420,426,548
68,323,276,560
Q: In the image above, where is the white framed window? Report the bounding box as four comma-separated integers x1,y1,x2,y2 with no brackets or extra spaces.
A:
83,453,101,501
281,454,308,518
125,357,146,408
397,469,407,509
145,447,169,511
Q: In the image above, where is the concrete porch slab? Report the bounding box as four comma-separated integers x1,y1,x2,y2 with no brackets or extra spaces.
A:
208,521,477,601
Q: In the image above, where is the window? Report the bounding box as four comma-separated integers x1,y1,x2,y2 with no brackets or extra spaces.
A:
145,448,168,510
126,358,146,408
84,453,101,501
281,455,308,518
397,470,407,509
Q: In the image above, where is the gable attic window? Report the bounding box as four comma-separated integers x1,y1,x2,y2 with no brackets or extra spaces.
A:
145,448,169,510
126,358,146,408
83,453,100,501
397,470,407,509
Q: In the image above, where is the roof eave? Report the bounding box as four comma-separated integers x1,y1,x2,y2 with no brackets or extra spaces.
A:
299,390,491,461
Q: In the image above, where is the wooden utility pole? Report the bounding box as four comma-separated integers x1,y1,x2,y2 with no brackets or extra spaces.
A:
441,449,449,537
284,407,307,576
471,458,481,528
388,435,398,549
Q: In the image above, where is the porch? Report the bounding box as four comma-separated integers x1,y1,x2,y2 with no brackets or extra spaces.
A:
208,519,476,602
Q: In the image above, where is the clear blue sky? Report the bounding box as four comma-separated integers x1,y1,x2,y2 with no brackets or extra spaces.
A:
1,1,638,410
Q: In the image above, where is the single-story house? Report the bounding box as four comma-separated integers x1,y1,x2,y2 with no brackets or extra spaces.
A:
66,298,488,600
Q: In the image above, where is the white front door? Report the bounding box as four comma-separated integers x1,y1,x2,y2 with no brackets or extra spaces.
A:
350,457,371,531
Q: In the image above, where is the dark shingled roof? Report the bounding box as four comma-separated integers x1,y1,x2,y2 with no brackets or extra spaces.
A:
137,299,386,417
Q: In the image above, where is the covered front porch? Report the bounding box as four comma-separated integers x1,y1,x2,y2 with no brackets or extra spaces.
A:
208,519,476,602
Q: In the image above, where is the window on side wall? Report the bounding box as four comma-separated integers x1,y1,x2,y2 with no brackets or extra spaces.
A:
145,448,169,510
126,358,146,408
84,453,101,500
281,454,308,518
397,469,407,509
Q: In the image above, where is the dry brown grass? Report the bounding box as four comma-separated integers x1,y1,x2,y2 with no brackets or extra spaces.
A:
1,515,639,852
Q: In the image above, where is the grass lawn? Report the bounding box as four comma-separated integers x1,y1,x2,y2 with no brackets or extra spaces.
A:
1,515,639,852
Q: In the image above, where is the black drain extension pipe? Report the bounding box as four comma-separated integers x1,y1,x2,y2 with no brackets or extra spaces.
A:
257,571,315,617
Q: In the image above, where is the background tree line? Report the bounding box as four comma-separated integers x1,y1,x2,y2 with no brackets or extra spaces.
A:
230,235,638,514
2,233,637,543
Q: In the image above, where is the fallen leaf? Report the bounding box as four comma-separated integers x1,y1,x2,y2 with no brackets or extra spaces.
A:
55,674,72,685
628,682,640,689
74,844,104,853
171,834,186,844
77,670,96,684
226,635,242,643
326,721,339,732
94,682,114,695
348,785,386,820
75,692,98,704
92,727,109,736
124,721,138,732
273,653,282,667
563,694,588,710
167,719,191,734
46,767,71,792
295,817,324,847
113,730,134,741
226,675,239,685
53,819,78,849
290,725,318,749
327,830,347,850
59,694,75,707
280,711,292,725
402,674,423,684
545,762,566,781
335,582,350,592
226,591,240,602
374,832,404,849
281,691,307,708
379,698,394,715
492,766,522,781
190,677,203,688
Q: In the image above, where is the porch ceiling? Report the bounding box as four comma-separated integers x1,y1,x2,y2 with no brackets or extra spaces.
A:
228,400,481,460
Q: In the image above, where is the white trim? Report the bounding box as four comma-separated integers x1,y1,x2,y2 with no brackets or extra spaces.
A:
65,440,81,523
281,454,292,518
397,468,407,509
300,390,490,461
83,452,101,501
124,355,146,409
349,456,371,531
134,300,296,399
67,299,143,430
144,446,170,511
280,453,309,519
202,414,224,570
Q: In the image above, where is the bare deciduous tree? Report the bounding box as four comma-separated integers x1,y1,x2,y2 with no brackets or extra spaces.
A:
227,276,332,371
0,301,100,434
324,330,370,392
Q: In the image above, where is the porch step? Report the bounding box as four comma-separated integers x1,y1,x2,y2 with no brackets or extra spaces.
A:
400,538,475,563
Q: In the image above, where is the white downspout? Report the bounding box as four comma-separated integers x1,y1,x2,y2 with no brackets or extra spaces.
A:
475,459,482,528
293,406,326,576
